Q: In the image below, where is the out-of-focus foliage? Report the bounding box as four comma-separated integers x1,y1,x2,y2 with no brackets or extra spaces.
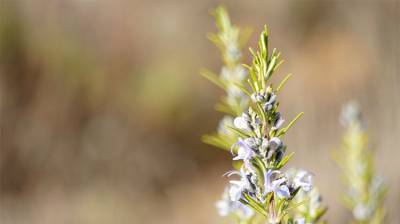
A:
201,6,250,151
337,102,387,224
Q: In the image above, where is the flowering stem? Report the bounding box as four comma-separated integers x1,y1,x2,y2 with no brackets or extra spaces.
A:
205,6,326,224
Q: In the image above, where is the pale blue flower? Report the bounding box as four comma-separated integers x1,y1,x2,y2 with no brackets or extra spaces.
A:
251,92,265,102
263,94,277,112
294,217,305,224
250,89,278,112
231,138,255,161
264,169,290,199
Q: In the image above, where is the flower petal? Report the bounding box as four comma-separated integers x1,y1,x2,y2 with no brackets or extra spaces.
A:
276,185,290,199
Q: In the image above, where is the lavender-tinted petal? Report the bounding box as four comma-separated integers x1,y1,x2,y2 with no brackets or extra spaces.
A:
276,185,290,199
294,218,305,224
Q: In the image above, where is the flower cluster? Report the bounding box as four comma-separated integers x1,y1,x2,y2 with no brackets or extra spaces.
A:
202,6,326,224
221,26,313,223
288,169,326,223
338,102,386,223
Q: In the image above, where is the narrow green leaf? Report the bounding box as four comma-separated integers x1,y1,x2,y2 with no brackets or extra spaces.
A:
265,55,276,79
276,73,292,92
200,69,226,90
242,194,268,217
207,33,221,47
277,112,304,137
255,103,267,125
314,207,328,222
202,134,231,151
232,82,252,96
254,156,267,174
246,78,257,93
215,102,236,116
286,199,309,211
276,152,294,169
273,59,284,73
226,125,251,138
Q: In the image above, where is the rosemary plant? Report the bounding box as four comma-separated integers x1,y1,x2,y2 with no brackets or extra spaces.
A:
338,102,386,224
202,7,326,224
201,6,251,151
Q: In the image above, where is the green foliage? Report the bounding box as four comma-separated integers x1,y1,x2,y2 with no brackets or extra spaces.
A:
204,6,326,224
338,102,387,224
201,6,250,151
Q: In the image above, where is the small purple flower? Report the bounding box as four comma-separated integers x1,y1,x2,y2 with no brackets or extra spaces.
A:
251,92,265,102
263,94,277,112
264,169,290,199
232,138,255,161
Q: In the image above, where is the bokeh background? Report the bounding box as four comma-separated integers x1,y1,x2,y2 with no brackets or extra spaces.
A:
0,0,399,223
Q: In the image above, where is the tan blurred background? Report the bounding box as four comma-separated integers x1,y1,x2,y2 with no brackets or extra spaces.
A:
0,0,399,223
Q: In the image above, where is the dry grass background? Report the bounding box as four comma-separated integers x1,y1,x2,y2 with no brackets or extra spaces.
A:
0,0,399,223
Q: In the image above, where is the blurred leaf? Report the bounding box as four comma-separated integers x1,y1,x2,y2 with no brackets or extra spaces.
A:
200,69,226,90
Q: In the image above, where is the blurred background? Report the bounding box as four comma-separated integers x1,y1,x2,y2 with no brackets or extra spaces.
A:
0,0,399,223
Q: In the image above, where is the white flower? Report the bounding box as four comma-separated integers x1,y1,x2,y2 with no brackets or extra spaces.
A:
225,167,254,201
228,183,243,201
353,203,373,221
215,200,231,217
293,170,313,192
227,85,245,99
220,65,246,82
217,116,234,135
234,113,251,132
340,101,361,128
216,186,254,218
